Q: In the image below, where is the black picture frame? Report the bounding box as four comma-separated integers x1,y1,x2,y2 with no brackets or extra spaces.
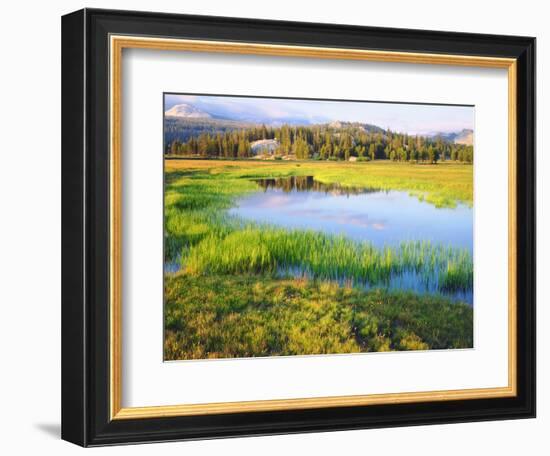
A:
62,8,536,447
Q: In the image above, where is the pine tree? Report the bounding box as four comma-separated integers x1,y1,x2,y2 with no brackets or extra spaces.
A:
237,137,249,157
170,140,180,155
369,143,376,161
427,145,435,164
450,147,457,161
320,144,327,160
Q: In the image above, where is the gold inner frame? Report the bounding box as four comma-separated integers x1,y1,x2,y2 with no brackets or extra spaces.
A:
109,35,518,420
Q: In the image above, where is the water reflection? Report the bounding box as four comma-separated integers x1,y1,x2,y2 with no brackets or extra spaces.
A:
278,266,473,305
255,176,380,196
231,176,473,252
228,175,474,304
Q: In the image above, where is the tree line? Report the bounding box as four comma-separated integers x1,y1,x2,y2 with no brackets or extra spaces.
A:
166,123,474,163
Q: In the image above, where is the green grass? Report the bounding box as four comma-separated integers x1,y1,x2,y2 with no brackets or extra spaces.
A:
164,274,473,360
166,159,473,208
164,160,473,292
163,159,474,359
185,228,472,291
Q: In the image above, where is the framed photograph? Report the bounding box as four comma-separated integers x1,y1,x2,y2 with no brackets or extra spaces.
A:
61,8,535,446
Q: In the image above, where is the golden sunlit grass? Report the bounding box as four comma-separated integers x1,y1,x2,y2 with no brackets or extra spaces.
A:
165,159,473,207
164,274,473,360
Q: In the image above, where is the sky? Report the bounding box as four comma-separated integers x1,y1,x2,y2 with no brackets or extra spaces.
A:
164,94,474,135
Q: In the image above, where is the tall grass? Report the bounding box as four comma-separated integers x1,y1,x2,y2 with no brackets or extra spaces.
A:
164,163,474,293
185,227,472,291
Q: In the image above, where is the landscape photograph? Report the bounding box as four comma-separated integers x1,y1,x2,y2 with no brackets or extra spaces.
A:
163,93,475,361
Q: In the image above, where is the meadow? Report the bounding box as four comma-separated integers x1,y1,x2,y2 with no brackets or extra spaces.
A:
164,159,474,359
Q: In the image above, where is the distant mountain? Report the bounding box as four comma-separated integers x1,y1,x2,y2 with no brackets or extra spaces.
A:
429,129,473,145
164,101,472,149
165,101,331,126
164,114,390,147
453,129,474,145
267,116,329,126
206,110,328,126
164,117,256,145
165,103,212,119
328,120,385,134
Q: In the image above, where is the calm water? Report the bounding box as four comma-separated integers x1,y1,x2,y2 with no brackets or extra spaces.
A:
229,176,473,252
228,176,473,304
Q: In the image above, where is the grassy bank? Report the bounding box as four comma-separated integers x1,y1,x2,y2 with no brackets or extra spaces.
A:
165,159,473,208
164,274,473,360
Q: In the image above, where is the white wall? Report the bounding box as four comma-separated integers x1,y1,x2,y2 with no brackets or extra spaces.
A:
0,0,545,454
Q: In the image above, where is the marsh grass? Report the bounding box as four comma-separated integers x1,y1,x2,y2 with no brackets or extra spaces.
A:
167,159,473,207
162,159,474,358
164,161,474,292
164,274,473,360
185,227,472,292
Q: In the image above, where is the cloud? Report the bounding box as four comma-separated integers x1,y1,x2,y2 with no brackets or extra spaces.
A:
164,94,474,133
